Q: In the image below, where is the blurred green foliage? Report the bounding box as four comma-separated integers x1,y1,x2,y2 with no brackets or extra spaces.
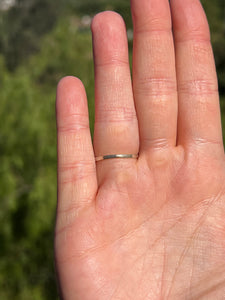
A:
0,0,224,299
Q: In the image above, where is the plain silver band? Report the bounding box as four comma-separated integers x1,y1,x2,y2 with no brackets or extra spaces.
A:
95,154,138,162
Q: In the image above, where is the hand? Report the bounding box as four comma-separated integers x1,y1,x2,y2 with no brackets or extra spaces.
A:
55,0,225,299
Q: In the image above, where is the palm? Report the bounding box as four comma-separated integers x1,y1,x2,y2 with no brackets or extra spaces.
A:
55,0,225,299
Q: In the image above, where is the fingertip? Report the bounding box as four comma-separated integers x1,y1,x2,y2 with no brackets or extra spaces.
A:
56,76,87,109
57,76,85,98
171,0,210,41
91,11,128,66
56,77,90,137
131,0,171,31
91,11,125,33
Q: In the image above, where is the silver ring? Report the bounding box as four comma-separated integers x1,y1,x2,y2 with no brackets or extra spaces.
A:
95,154,138,162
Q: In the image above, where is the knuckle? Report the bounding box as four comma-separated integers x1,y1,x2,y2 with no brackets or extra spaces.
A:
135,76,177,97
178,79,218,96
134,19,171,34
95,106,137,124
176,24,210,44
57,113,89,133
59,160,95,184
95,57,129,68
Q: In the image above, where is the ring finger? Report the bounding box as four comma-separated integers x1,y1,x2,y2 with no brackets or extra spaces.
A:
91,12,139,182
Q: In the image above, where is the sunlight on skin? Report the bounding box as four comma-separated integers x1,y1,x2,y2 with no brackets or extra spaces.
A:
55,0,225,299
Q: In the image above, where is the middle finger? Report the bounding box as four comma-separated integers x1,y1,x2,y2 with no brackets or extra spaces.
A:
131,0,178,154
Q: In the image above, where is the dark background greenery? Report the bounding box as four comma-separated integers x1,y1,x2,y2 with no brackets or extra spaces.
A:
0,0,224,299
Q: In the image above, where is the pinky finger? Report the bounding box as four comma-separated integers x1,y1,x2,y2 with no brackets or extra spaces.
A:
56,76,97,231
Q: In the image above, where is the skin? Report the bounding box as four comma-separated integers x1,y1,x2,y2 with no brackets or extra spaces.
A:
55,0,225,299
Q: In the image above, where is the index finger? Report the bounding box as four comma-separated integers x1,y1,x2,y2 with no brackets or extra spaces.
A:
171,0,224,152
